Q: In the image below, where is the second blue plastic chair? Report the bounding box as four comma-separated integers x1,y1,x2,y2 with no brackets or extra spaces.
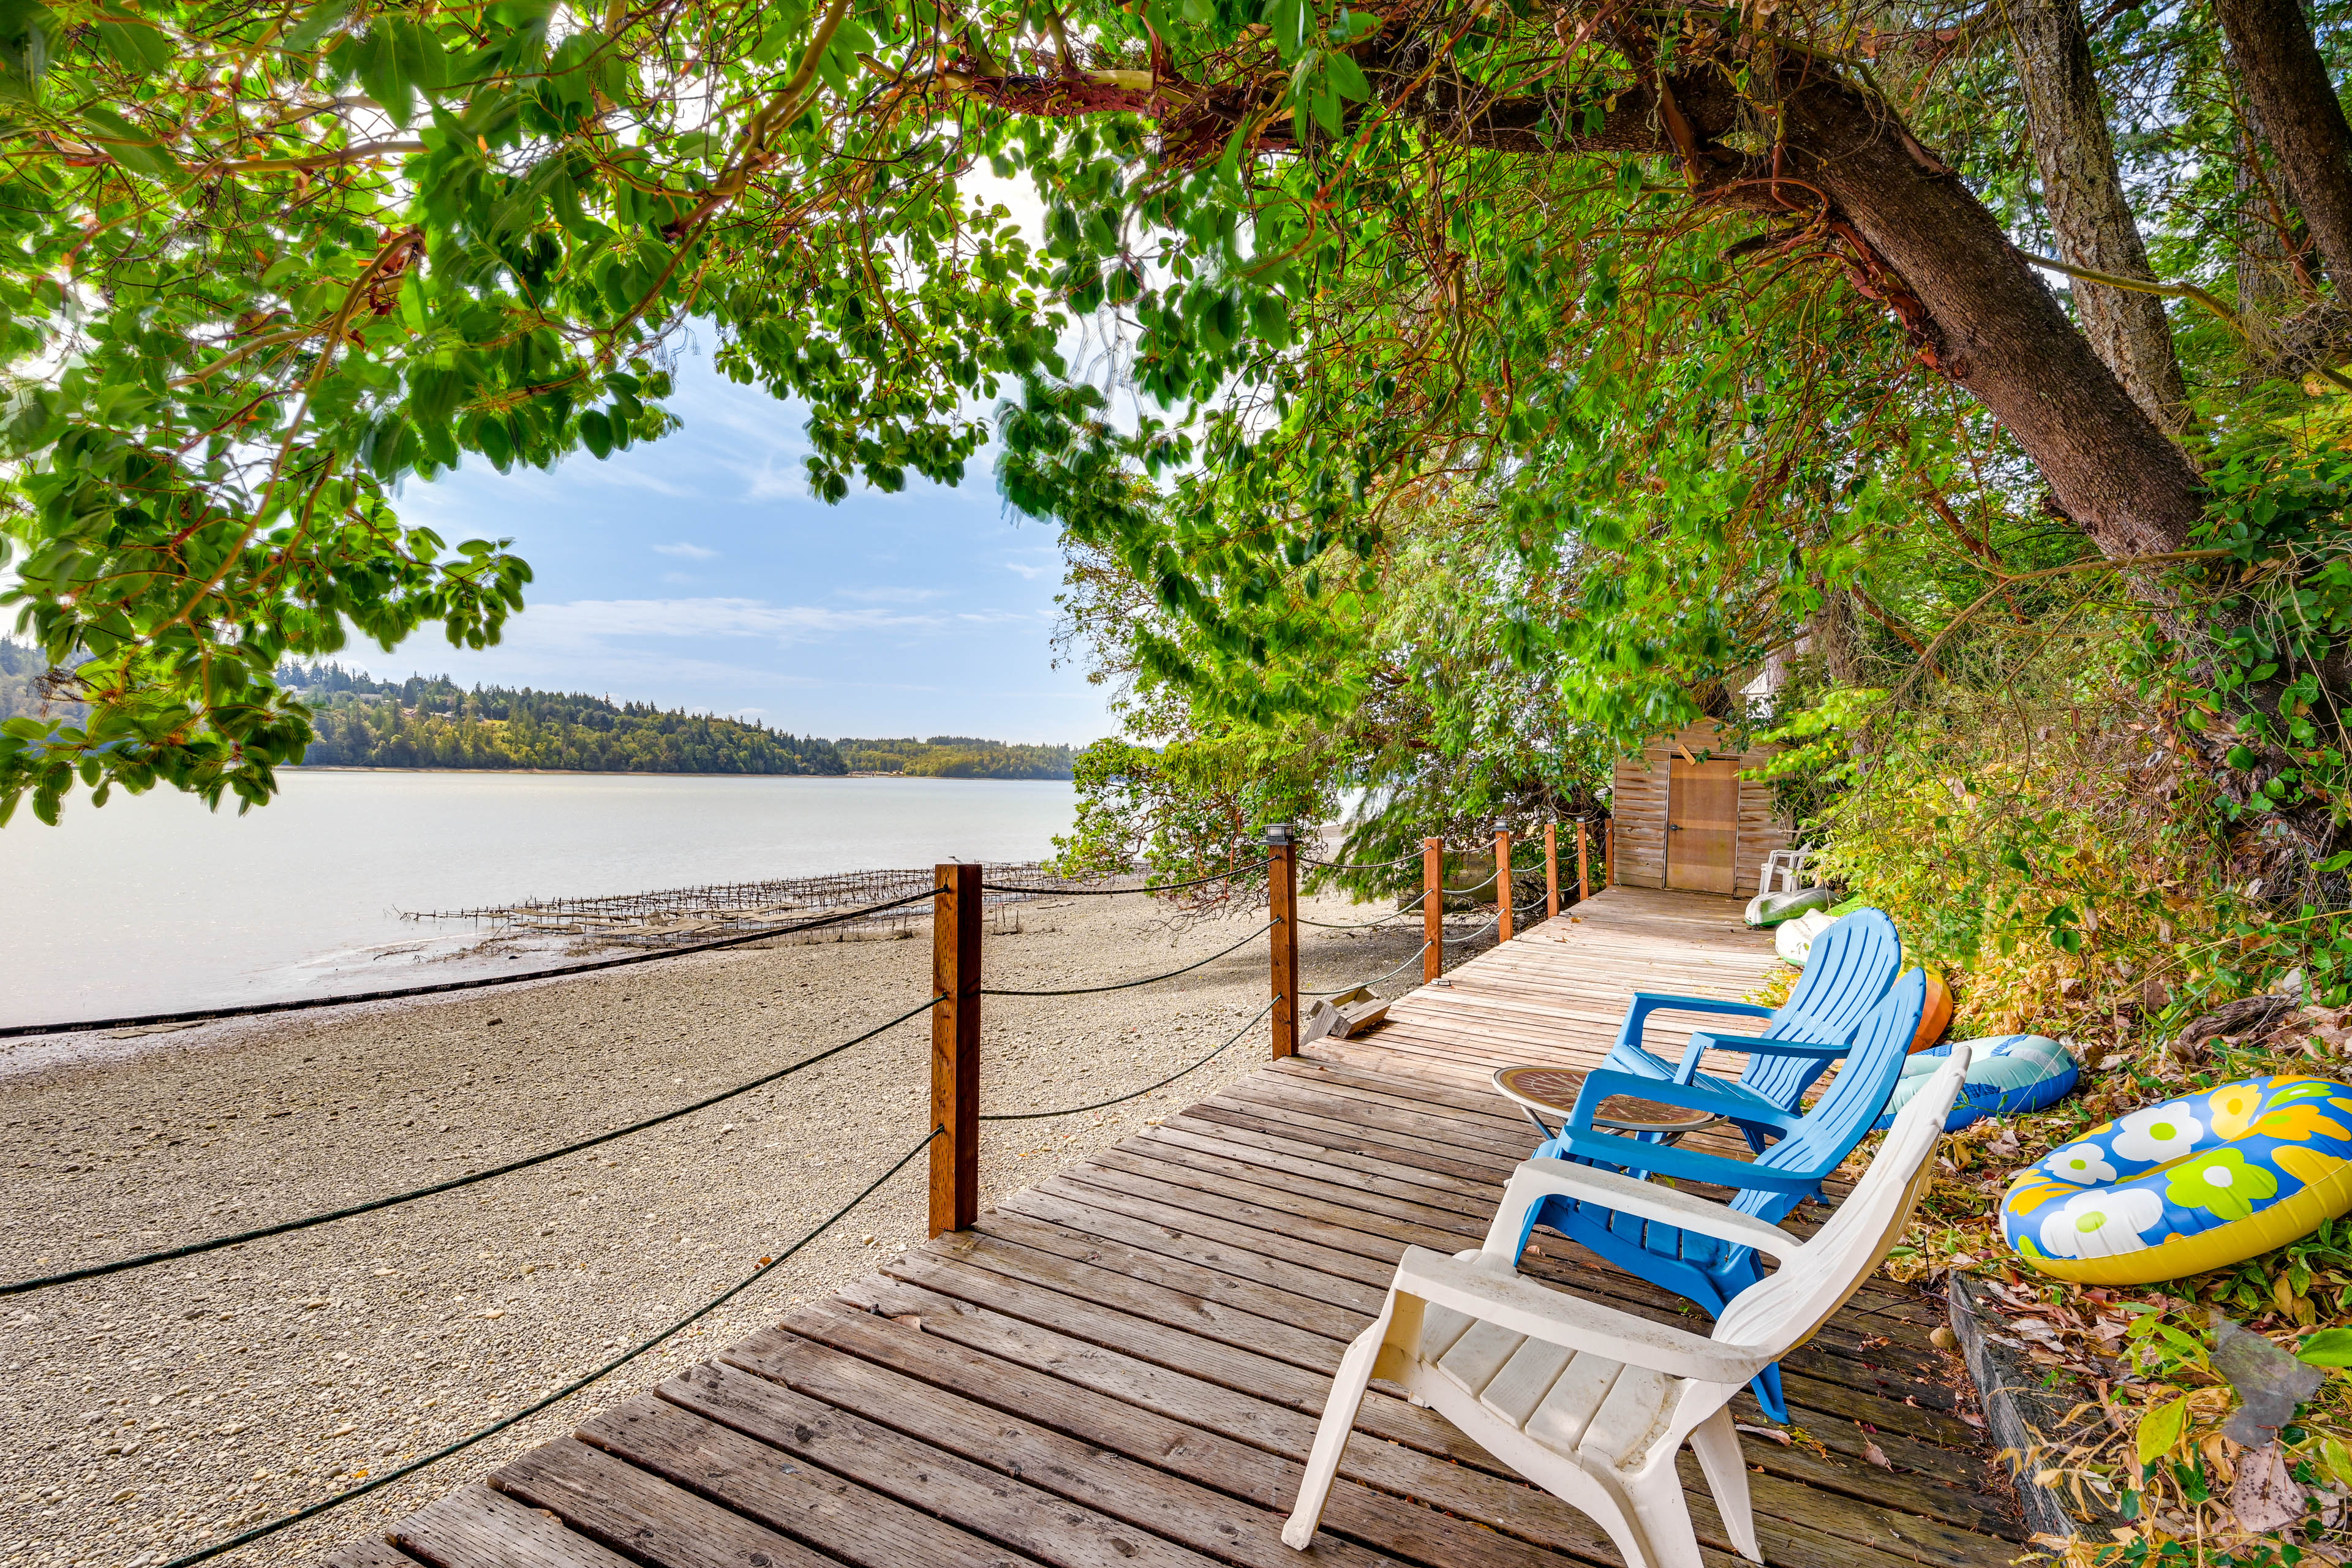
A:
1603,908,1902,1150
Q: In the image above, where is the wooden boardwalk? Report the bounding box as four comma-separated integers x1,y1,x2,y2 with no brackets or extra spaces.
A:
1309,886,1785,1090
326,890,2023,1568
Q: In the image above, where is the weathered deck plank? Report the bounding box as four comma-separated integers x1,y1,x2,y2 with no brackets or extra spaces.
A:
320,888,2019,1568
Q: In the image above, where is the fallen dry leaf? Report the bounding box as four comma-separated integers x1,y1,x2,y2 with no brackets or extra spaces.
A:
2231,1442,2306,1534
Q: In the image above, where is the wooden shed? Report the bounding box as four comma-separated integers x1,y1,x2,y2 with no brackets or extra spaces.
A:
1609,718,1792,897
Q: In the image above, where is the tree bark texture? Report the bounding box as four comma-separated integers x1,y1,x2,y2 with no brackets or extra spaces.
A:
1763,76,2204,563
2005,0,2188,427
2215,0,2352,291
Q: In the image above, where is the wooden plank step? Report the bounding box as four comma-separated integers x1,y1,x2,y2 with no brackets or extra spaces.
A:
495,1436,838,1568
390,1481,636,1568
759,1306,1597,1568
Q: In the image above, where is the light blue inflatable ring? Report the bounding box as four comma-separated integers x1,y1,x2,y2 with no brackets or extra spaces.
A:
1871,1034,2079,1133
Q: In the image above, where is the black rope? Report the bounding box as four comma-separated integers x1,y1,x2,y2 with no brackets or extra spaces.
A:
981,921,1273,998
982,860,1270,897
1444,913,1503,946
979,998,1281,1121
1295,889,1430,929
158,1128,943,1568
0,887,943,1039
1304,940,1435,997
2,993,941,1298
1298,850,1423,871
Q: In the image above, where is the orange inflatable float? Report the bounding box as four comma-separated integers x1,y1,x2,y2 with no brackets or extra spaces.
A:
1910,969,1953,1052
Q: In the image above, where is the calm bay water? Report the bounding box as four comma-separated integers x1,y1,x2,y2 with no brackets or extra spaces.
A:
1,771,1076,1030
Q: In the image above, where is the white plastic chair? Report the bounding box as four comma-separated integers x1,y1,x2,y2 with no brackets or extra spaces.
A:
1758,848,1815,895
1280,1046,1971,1568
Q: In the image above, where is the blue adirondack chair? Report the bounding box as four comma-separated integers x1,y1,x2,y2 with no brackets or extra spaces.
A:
1604,908,1903,1152
1509,968,1928,1423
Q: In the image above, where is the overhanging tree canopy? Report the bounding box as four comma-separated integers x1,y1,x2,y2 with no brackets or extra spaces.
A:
0,0,2344,847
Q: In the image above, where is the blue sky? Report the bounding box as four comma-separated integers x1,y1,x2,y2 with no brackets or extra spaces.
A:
372,336,1112,745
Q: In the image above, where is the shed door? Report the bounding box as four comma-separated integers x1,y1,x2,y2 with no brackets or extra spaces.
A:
1665,755,1740,894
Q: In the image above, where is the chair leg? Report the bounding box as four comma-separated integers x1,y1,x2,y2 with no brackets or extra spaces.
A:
1690,1406,1763,1564
1620,1458,1709,1568
1283,1318,1386,1550
1749,1361,1789,1425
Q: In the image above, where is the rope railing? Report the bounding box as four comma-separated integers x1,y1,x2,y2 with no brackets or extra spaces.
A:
1303,820,1608,872
1298,848,1423,871
158,1128,943,1568
0,886,945,1041
1304,940,1435,998
1295,888,1430,929
12,816,1616,1563
1444,912,1504,946
0,993,940,1298
979,919,1275,998
979,997,1281,1121
981,860,1270,896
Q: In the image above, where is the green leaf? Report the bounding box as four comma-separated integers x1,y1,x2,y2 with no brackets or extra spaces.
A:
0,0,55,92
95,18,174,77
2135,1396,2189,1469
1324,50,1368,100
78,104,178,176
283,0,353,53
2297,1328,2352,1368
1262,0,1308,58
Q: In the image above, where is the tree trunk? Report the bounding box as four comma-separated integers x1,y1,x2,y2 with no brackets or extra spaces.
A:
1770,74,2204,564
2005,0,2189,428
2214,0,2352,291
2238,141,2297,327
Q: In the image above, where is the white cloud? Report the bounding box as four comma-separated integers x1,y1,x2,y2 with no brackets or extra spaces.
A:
653,541,717,559
836,586,946,604
733,457,808,503
1004,561,1049,579
584,466,698,499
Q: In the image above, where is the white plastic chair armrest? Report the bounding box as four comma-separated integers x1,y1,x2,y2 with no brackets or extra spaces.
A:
1482,1156,1804,1262
1392,1246,1766,1387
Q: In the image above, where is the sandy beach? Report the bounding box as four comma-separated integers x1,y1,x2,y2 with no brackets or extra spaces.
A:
0,889,1490,1568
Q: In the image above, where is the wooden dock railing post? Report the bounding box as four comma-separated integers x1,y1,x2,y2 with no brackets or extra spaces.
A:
1267,824,1298,1059
1545,823,1559,919
1422,837,1444,982
1495,829,1513,942
930,861,981,1238
1577,820,1591,903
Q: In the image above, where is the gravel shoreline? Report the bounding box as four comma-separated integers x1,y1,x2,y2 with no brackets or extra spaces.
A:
0,890,1490,1568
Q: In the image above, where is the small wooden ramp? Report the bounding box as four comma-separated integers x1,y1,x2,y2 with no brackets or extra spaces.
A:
1306,886,1783,1090
327,894,2024,1568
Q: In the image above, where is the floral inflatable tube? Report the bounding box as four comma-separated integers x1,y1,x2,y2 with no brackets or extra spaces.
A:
2000,1076,2352,1286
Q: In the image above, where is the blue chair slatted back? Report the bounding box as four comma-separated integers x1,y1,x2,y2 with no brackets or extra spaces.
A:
1739,908,1903,1104
1733,966,1928,1212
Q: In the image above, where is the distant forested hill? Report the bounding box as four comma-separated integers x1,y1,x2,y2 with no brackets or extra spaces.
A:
3,644,1072,780
284,665,848,775
837,736,1076,780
